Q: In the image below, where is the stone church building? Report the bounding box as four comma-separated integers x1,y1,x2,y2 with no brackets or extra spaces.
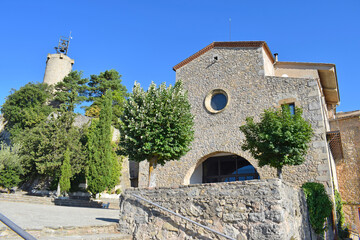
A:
119,41,350,239
135,41,339,195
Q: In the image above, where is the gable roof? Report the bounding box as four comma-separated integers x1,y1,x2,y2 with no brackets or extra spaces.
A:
173,41,273,71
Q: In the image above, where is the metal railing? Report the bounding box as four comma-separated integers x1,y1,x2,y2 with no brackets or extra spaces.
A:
0,213,37,240
131,194,236,240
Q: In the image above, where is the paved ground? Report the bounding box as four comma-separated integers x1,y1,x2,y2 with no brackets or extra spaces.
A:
0,201,119,230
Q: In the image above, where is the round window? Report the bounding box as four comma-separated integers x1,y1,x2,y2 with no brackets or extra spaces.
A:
204,89,229,113
211,93,227,111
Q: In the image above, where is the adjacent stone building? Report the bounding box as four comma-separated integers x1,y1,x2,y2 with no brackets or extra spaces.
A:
330,110,360,233
136,41,340,196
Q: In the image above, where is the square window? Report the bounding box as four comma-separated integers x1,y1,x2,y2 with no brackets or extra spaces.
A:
288,103,295,115
282,103,295,115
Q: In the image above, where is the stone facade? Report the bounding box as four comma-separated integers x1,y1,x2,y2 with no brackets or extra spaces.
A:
138,43,337,197
119,179,311,240
330,110,360,232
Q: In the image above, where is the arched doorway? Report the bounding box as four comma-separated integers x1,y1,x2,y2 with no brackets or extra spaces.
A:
190,153,259,184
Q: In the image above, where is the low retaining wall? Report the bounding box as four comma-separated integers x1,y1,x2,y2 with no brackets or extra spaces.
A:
119,179,311,240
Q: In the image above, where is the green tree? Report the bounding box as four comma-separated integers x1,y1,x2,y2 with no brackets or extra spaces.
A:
59,148,72,194
16,113,86,179
1,82,53,138
0,143,23,190
86,90,121,195
85,70,128,128
55,71,88,113
120,81,194,187
239,106,313,178
302,182,332,234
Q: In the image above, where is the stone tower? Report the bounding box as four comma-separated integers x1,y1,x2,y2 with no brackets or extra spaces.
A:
43,35,74,85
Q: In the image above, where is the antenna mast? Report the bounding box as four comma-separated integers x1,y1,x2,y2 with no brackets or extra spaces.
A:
229,18,231,41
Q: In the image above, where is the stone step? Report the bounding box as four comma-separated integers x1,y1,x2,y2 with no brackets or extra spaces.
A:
53,198,103,208
0,193,54,205
0,224,132,240
0,193,120,209
0,197,53,204
39,233,133,240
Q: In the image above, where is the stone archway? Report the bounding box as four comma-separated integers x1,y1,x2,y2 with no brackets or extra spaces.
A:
188,152,260,184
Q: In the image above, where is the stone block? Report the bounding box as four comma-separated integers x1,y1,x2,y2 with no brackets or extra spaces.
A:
317,164,329,171
316,175,330,182
313,141,326,148
308,102,321,110
307,80,317,87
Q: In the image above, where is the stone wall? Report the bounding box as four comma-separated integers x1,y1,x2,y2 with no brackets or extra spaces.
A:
139,46,334,194
0,115,10,145
0,115,5,132
43,53,74,86
330,110,360,232
119,179,311,240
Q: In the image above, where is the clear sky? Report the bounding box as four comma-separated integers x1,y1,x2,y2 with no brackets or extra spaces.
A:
0,0,359,113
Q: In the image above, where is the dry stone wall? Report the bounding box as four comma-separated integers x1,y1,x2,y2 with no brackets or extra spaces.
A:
140,46,333,193
119,179,311,240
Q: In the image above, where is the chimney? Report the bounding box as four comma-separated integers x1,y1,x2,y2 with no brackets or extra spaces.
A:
274,53,278,62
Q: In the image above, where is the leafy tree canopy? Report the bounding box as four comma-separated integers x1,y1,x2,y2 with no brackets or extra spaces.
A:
88,70,127,101
85,70,128,127
55,71,89,113
239,106,313,178
120,81,194,166
1,82,53,137
15,112,86,179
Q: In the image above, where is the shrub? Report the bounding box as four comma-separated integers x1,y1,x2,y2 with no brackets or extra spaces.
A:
0,143,23,190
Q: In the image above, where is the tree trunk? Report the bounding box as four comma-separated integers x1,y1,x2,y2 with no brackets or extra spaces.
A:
148,157,158,187
56,182,61,197
277,168,283,180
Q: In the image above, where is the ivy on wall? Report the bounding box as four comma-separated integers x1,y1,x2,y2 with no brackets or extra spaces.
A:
302,182,332,234
335,190,350,239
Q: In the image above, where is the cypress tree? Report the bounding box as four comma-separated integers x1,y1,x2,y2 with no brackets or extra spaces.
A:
59,148,72,194
86,90,121,195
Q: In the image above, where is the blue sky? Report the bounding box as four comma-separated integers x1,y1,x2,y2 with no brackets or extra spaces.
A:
1,1,359,113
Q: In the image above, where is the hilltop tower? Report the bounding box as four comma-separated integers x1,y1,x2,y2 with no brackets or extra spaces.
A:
43,35,74,85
